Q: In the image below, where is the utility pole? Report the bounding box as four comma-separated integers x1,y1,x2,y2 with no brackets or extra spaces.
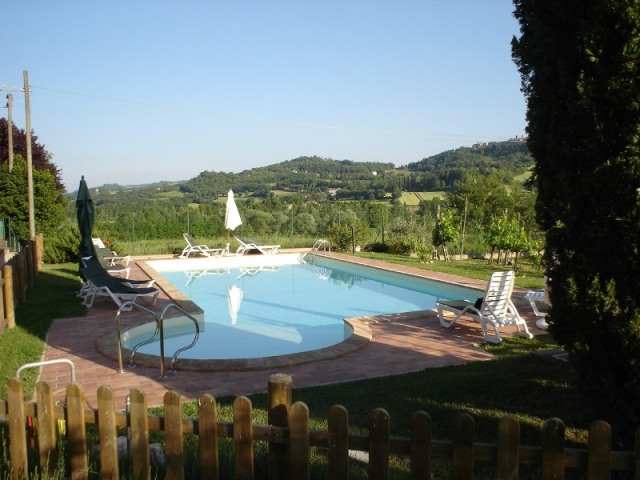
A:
6,93,13,171
1,85,24,172
24,70,35,240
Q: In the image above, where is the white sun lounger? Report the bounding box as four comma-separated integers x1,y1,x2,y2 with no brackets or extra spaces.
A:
436,270,533,344
180,233,226,258
233,236,280,255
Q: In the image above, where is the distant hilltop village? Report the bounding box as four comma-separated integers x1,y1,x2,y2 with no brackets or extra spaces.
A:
472,135,528,149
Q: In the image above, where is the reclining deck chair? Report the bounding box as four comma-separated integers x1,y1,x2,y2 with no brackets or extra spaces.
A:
180,233,225,258
91,238,131,277
80,259,159,309
233,236,280,255
436,270,533,344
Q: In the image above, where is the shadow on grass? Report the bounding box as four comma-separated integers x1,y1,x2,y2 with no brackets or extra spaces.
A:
0,263,86,397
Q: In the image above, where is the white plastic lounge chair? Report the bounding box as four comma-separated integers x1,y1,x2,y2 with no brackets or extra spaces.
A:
233,236,280,255
525,287,550,329
180,233,225,258
436,270,533,344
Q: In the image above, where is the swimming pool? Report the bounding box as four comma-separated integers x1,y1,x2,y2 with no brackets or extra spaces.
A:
125,254,480,362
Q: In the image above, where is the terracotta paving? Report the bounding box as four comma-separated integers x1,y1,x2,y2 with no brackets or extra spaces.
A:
38,252,547,410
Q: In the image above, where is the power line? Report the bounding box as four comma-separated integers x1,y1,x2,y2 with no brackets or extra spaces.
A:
30,84,170,109
0,85,25,93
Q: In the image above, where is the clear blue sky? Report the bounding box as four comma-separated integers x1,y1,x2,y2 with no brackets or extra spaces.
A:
2,1,526,191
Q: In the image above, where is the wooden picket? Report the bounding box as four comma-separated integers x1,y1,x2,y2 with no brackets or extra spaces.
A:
198,393,218,480
0,234,43,333
1,376,639,479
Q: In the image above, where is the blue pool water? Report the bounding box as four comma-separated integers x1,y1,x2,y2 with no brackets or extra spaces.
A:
124,256,479,359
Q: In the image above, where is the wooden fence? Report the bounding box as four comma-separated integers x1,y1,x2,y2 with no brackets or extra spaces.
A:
0,374,638,480
0,234,42,333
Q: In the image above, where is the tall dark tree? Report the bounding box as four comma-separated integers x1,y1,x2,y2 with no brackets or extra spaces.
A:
0,117,63,190
512,0,640,428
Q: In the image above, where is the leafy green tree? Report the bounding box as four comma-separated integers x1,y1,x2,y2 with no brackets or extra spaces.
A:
385,217,429,255
432,209,459,259
513,0,640,428
448,173,511,227
327,220,369,251
293,213,317,235
0,155,64,240
484,214,508,264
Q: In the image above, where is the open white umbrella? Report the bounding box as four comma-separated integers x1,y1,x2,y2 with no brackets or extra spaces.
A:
227,284,244,324
225,189,242,240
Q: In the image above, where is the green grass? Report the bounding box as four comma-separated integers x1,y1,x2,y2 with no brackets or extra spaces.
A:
398,191,445,205
186,335,597,446
354,251,545,289
0,263,85,399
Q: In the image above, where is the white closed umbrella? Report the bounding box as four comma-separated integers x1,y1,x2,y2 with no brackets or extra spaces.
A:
225,189,242,240
227,284,243,324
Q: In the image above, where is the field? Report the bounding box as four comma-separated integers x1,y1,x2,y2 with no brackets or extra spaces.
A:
398,191,444,205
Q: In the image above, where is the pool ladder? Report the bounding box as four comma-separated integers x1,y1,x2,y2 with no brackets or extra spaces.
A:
310,238,331,255
115,302,200,380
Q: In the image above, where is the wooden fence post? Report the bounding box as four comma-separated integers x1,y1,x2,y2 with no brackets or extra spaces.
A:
289,402,310,479
36,381,58,476
129,388,150,480
164,390,184,480
66,383,88,480
98,386,119,480
8,378,28,479
234,396,254,480
198,394,219,480
3,265,15,329
25,243,34,289
411,410,431,480
19,253,26,303
497,415,520,480
542,418,565,480
14,255,25,304
452,413,474,480
268,373,292,480
587,420,611,479
36,233,43,270
369,408,391,480
328,405,350,478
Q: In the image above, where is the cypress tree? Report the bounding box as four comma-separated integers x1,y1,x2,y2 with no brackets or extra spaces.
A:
512,0,640,430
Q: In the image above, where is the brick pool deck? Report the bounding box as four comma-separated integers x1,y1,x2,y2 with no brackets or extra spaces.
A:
38,252,547,409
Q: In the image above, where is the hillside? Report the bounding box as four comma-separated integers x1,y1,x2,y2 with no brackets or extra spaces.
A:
402,140,532,191
79,141,533,204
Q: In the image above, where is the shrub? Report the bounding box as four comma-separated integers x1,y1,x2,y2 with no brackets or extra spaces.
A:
43,226,80,264
386,217,429,255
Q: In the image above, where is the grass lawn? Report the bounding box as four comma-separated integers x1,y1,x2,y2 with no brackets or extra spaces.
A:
0,263,85,399
354,251,545,290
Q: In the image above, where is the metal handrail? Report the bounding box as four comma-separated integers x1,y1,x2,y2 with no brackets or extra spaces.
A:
310,238,330,255
116,301,200,379
159,303,200,375
115,302,159,374
16,359,76,383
